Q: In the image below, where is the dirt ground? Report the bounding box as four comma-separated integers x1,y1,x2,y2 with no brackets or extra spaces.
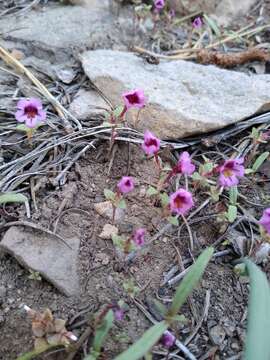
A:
1,1,270,360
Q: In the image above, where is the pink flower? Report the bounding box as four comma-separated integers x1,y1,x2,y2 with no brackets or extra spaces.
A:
176,151,195,175
133,228,146,246
154,0,165,10
117,176,134,194
142,130,160,156
15,98,46,128
170,189,194,215
192,17,202,29
218,158,245,188
161,331,175,348
122,89,145,111
259,208,270,235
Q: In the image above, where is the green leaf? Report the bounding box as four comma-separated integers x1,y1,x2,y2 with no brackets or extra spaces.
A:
117,199,126,209
252,152,269,172
251,127,259,140
159,192,170,207
0,192,28,205
167,314,187,323
245,168,254,175
16,345,58,360
114,321,168,360
112,235,124,247
229,186,238,205
113,105,125,118
192,172,202,181
152,299,167,316
227,205,237,223
209,186,220,202
243,259,270,360
104,189,115,201
146,186,159,197
169,247,214,316
203,14,221,36
167,216,179,226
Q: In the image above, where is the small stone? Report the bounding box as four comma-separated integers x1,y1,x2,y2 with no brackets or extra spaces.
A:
0,286,7,299
69,89,108,120
99,224,118,240
231,342,240,351
94,201,125,223
209,324,226,346
95,253,110,265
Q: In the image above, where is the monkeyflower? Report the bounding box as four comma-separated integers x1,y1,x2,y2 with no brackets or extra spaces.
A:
170,188,194,215
154,0,165,11
218,158,245,188
122,89,145,112
142,130,160,156
117,176,134,194
259,208,270,236
15,98,46,128
192,17,202,29
133,228,146,246
161,330,176,348
165,151,195,185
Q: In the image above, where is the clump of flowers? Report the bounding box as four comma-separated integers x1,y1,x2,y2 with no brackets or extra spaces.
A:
218,158,245,188
170,188,194,216
104,176,134,222
259,208,270,240
112,228,146,255
23,306,77,350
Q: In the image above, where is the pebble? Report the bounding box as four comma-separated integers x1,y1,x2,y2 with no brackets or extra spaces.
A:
209,324,226,346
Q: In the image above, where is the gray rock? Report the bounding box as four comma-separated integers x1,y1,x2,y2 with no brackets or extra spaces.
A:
0,1,126,60
209,324,226,346
0,227,80,297
168,0,257,26
69,89,108,120
94,201,125,222
81,50,270,140
0,286,7,302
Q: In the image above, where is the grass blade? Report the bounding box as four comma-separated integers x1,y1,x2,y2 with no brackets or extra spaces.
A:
114,321,168,360
243,259,270,360
170,247,214,316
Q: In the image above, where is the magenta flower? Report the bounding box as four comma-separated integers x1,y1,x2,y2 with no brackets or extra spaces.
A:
113,308,124,321
117,176,134,194
154,0,165,10
161,331,176,348
259,208,270,235
218,158,245,188
176,151,195,175
133,228,146,246
122,89,145,111
142,130,160,156
192,17,202,29
170,189,194,215
169,8,175,19
15,98,46,128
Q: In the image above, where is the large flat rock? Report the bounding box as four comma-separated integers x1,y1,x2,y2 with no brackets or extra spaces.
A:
81,50,270,140
0,226,80,297
0,1,127,59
